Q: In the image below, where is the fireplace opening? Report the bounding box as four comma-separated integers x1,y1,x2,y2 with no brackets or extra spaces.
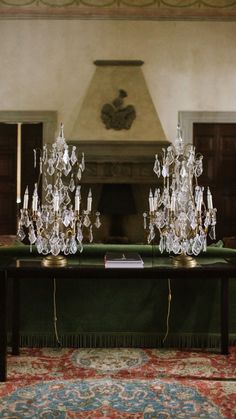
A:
98,183,136,244
81,182,161,244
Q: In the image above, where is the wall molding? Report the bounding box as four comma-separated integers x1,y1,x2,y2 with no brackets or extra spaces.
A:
0,111,57,145
179,111,236,143
1,1,236,21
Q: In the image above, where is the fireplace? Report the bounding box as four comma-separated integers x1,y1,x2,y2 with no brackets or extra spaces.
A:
67,60,169,243
75,140,169,244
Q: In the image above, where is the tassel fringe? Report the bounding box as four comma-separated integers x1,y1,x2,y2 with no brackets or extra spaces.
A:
8,333,236,349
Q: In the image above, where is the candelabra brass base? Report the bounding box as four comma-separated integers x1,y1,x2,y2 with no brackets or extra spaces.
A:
171,254,197,268
41,255,67,267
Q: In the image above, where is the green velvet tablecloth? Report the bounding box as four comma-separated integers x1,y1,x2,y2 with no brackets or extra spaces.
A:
1,243,236,348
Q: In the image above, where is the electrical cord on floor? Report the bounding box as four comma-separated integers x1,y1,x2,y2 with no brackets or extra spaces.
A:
53,277,62,348
162,278,172,344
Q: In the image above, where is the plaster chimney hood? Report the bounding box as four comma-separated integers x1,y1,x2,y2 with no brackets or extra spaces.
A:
69,60,169,184
70,60,167,143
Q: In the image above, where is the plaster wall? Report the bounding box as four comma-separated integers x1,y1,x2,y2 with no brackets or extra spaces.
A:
0,20,236,142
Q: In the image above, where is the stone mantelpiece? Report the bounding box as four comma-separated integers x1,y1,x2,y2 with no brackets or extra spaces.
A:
73,140,169,184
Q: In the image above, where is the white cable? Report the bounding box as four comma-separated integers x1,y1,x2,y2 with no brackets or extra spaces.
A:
162,278,172,344
53,277,61,347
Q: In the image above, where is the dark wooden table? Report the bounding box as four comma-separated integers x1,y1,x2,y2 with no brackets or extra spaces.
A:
1,255,236,381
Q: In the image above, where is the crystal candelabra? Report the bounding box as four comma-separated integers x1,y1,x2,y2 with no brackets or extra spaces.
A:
17,123,101,266
143,125,217,267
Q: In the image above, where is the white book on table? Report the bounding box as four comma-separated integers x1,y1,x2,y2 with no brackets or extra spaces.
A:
104,252,144,268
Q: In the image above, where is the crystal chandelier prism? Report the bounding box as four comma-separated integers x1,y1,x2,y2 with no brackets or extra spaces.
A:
17,123,101,261
143,125,217,265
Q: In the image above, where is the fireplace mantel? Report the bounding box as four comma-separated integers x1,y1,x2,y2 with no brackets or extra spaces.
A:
72,140,170,184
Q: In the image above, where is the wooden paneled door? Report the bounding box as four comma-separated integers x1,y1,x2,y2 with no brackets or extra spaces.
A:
21,124,42,205
0,124,17,234
0,123,42,235
193,123,236,241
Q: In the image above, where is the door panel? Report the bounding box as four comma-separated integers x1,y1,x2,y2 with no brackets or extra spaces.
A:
21,123,42,202
0,123,42,235
0,124,17,234
193,123,236,240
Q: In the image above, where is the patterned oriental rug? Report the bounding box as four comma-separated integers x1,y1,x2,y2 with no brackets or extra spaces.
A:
0,347,236,418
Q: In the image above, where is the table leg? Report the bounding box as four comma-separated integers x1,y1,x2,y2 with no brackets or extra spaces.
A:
12,277,20,356
0,270,7,381
220,277,229,355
